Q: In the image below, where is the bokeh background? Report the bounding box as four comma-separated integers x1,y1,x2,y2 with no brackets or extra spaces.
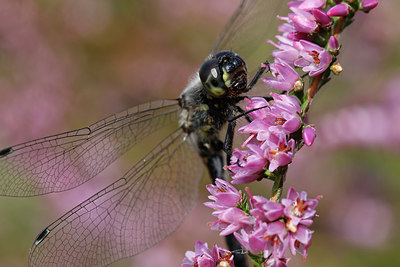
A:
0,0,398,266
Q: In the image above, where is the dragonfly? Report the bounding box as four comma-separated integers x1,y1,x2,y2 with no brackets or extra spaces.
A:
0,0,285,266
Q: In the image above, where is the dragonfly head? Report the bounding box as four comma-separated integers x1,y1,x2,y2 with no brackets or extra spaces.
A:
199,51,247,98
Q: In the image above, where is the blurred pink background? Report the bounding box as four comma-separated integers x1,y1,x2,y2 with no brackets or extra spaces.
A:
0,0,399,266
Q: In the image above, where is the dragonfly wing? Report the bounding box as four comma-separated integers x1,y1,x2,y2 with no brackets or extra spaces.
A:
29,129,204,266
210,0,288,75
0,99,180,197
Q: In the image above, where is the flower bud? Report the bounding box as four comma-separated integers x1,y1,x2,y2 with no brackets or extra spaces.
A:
294,79,304,92
327,3,352,17
328,36,340,53
303,125,316,147
312,9,332,28
361,0,378,12
331,62,343,74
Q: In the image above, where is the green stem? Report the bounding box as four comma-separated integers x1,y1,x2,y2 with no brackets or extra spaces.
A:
271,165,288,201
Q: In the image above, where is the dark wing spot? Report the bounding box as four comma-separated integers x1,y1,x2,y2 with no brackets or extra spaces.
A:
0,147,13,158
34,228,50,246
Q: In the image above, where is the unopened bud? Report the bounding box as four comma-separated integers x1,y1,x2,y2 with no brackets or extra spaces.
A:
327,3,352,17
303,125,316,147
294,79,304,92
331,62,343,74
312,9,332,28
361,0,378,12
328,36,340,53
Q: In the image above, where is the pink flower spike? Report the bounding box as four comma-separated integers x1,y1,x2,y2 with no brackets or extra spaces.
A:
303,125,316,147
262,62,300,91
312,9,332,28
327,3,352,17
361,0,378,12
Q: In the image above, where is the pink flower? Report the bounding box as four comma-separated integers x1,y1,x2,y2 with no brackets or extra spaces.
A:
269,93,302,119
262,221,289,259
234,221,288,260
263,133,295,172
230,93,302,178
264,256,289,267
226,146,268,184
182,241,234,267
249,194,284,222
288,225,313,260
262,62,300,91
209,207,255,236
241,93,301,137
204,178,243,211
281,187,320,231
289,7,318,34
289,0,326,11
294,40,332,76
233,222,269,254
244,97,271,120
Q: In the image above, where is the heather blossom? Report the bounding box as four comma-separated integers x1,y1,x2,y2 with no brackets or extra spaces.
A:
205,179,255,235
294,40,332,77
226,146,268,184
291,7,320,34
288,0,326,10
204,178,243,210
204,184,320,264
268,36,300,66
281,187,321,232
226,93,302,182
263,132,295,172
185,0,378,265
182,241,234,267
262,62,300,92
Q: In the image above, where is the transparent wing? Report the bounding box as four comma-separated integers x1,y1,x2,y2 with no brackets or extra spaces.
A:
29,129,204,266
0,99,180,197
210,0,288,75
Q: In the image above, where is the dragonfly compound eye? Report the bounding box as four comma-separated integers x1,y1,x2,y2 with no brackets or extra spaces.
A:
199,57,228,97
